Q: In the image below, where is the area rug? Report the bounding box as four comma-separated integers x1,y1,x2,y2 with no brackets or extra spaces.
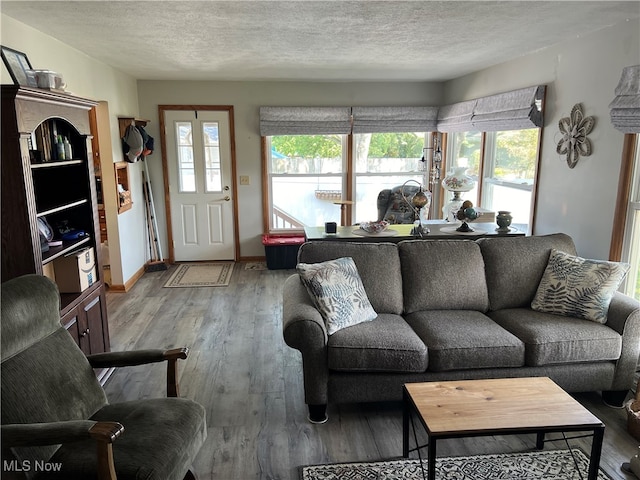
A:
300,449,611,480
163,262,234,287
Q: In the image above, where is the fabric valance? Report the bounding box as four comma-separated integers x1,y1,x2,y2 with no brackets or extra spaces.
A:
609,65,640,134
259,106,352,136
436,100,476,133
351,106,439,133
470,85,545,131
438,85,545,132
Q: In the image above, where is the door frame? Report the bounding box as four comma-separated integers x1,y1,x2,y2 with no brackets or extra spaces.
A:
158,105,239,263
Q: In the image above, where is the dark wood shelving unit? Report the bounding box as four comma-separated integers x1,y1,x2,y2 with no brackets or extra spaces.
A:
1,85,112,381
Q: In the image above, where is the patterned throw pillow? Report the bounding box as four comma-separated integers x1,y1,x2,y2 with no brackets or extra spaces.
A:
297,257,377,335
531,249,629,323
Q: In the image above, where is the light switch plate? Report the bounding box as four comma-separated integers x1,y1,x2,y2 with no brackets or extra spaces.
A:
240,175,250,185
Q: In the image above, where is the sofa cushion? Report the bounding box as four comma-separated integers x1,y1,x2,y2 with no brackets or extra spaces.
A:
297,257,377,335
531,249,630,324
478,233,577,311
489,308,622,366
327,313,428,373
399,240,489,314
405,310,525,372
298,241,403,314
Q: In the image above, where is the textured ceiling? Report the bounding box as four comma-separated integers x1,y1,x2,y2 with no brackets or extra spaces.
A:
2,1,639,82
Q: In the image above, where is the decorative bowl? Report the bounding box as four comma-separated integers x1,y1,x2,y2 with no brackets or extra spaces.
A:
359,220,389,234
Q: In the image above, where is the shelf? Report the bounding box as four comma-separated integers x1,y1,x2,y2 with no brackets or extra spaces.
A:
31,159,83,169
115,162,132,214
41,235,91,264
37,198,88,217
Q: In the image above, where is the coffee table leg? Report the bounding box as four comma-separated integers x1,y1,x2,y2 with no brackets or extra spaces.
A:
428,438,436,480
536,432,545,449
587,426,605,480
403,388,410,457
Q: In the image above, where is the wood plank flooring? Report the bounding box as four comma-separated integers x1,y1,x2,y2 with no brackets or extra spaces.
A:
103,263,639,480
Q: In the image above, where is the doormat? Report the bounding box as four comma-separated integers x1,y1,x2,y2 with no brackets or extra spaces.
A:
244,261,267,270
163,262,234,287
300,449,611,480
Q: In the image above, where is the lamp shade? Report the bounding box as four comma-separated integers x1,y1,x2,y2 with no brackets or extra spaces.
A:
441,167,475,192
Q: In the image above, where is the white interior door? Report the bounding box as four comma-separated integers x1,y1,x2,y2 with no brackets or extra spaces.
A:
164,110,235,261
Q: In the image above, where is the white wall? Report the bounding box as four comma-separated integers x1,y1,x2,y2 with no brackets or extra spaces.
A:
1,14,145,286
444,18,640,259
137,81,444,258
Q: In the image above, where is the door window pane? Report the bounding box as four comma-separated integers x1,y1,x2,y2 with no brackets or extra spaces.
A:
202,122,221,192
176,122,195,192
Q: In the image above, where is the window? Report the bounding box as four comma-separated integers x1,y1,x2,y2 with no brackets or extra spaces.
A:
621,136,640,300
176,122,195,192
265,131,430,232
267,134,346,231
447,131,482,205
446,128,540,224
202,122,222,192
353,132,428,223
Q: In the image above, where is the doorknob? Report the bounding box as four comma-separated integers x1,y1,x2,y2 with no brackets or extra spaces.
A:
224,196,231,201
224,186,230,191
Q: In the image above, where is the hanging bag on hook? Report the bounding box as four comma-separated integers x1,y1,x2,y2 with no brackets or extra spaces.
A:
122,124,143,163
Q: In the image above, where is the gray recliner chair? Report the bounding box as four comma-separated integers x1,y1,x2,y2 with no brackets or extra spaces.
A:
376,184,421,224
1,274,207,480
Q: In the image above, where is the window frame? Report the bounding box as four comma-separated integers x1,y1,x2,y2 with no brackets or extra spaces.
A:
609,134,640,300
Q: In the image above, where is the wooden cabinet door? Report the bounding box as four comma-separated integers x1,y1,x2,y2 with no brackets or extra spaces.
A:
61,286,108,356
82,288,108,355
61,308,90,355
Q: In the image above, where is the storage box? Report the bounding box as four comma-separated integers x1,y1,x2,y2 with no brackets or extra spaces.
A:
262,235,305,270
53,247,97,293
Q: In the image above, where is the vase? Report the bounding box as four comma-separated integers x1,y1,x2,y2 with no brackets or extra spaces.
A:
496,210,513,232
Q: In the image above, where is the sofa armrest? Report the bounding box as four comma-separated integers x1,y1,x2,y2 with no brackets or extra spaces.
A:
282,274,329,406
87,348,189,398
607,292,640,390
282,275,327,348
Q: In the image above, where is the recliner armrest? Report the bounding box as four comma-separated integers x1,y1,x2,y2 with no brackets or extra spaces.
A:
87,348,189,398
2,420,123,447
87,348,188,368
3,421,124,480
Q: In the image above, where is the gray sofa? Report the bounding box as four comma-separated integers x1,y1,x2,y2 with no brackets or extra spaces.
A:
282,233,640,423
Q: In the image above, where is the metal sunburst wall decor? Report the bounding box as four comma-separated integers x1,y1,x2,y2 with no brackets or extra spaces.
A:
556,103,595,169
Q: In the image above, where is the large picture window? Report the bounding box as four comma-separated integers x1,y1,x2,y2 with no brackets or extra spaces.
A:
353,132,428,223
446,128,540,225
267,135,346,230
265,132,429,232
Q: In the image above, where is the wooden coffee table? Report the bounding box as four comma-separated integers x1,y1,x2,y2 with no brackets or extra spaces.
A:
403,377,605,480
